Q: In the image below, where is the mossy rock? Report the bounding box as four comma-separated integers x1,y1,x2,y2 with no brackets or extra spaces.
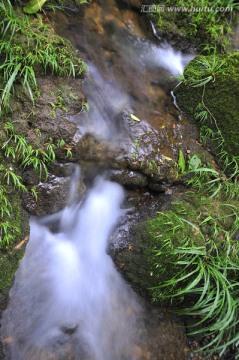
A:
118,202,200,306
119,190,239,306
0,192,29,340
149,5,198,51
175,52,239,159
0,248,25,291
0,194,28,357
148,0,235,51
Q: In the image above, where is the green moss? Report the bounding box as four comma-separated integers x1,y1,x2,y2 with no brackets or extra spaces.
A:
117,223,163,299
121,189,239,304
120,173,239,354
0,249,24,290
0,192,28,288
0,187,29,248
0,1,87,111
119,199,201,303
175,52,239,159
150,0,237,50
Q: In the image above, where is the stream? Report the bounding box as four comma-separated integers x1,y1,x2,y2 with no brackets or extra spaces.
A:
0,0,199,359
50,0,194,146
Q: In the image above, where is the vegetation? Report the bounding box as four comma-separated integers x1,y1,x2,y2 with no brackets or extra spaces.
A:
0,0,87,112
150,0,238,51
148,15,239,355
0,180,25,248
2,122,57,179
148,193,239,357
122,153,239,356
0,248,26,290
0,0,87,248
0,121,70,248
23,0,88,14
175,51,239,168
23,0,48,14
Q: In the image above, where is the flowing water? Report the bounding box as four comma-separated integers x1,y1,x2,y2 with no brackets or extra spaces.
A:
2,172,143,360
1,1,194,359
51,0,194,142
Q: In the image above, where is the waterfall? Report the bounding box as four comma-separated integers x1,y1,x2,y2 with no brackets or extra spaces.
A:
1,174,141,360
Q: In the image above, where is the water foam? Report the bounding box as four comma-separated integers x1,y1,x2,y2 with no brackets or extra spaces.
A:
2,175,141,360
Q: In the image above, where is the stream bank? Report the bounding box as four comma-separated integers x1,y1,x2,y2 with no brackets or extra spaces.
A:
1,0,238,359
175,52,239,161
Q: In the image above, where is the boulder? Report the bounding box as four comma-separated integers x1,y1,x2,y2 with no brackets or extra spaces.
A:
174,52,239,160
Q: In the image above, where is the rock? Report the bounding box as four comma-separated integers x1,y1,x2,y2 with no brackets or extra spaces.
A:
136,306,188,360
46,3,212,194
148,181,168,193
120,0,143,9
174,52,239,160
10,76,84,144
111,110,205,191
22,176,71,216
109,169,148,188
22,174,85,216
109,185,182,254
4,72,87,216
49,162,76,178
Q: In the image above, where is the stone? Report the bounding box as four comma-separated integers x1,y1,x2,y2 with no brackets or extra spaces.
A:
109,169,148,188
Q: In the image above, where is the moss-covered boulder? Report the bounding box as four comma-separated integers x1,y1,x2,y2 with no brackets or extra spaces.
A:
118,189,239,305
148,0,236,51
117,200,196,304
175,52,239,159
120,186,239,355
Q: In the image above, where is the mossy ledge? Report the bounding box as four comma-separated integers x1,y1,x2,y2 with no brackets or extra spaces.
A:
148,0,238,51
118,189,239,355
119,185,239,300
174,51,239,160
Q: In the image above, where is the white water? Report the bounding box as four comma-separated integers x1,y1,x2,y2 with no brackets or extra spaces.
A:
71,25,194,142
149,21,194,75
146,42,193,75
2,175,141,360
72,40,193,143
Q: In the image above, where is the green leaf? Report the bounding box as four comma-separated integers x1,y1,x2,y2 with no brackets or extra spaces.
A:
23,0,48,14
188,154,201,171
189,167,219,176
130,114,141,122
178,150,185,173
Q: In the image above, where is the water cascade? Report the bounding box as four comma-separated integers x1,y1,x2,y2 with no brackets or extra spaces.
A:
62,0,194,142
2,174,141,360
1,2,194,358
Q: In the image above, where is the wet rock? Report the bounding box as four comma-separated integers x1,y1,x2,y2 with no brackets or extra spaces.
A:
112,112,203,190
22,167,86,216
72,133,113,164
49,162,76,178
109,186,180,253
148,181,169,193
10,76,84,145
137,305,188,360
4,72,86,217
22,174,85,216
60,324,79,335
110,169,148,188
